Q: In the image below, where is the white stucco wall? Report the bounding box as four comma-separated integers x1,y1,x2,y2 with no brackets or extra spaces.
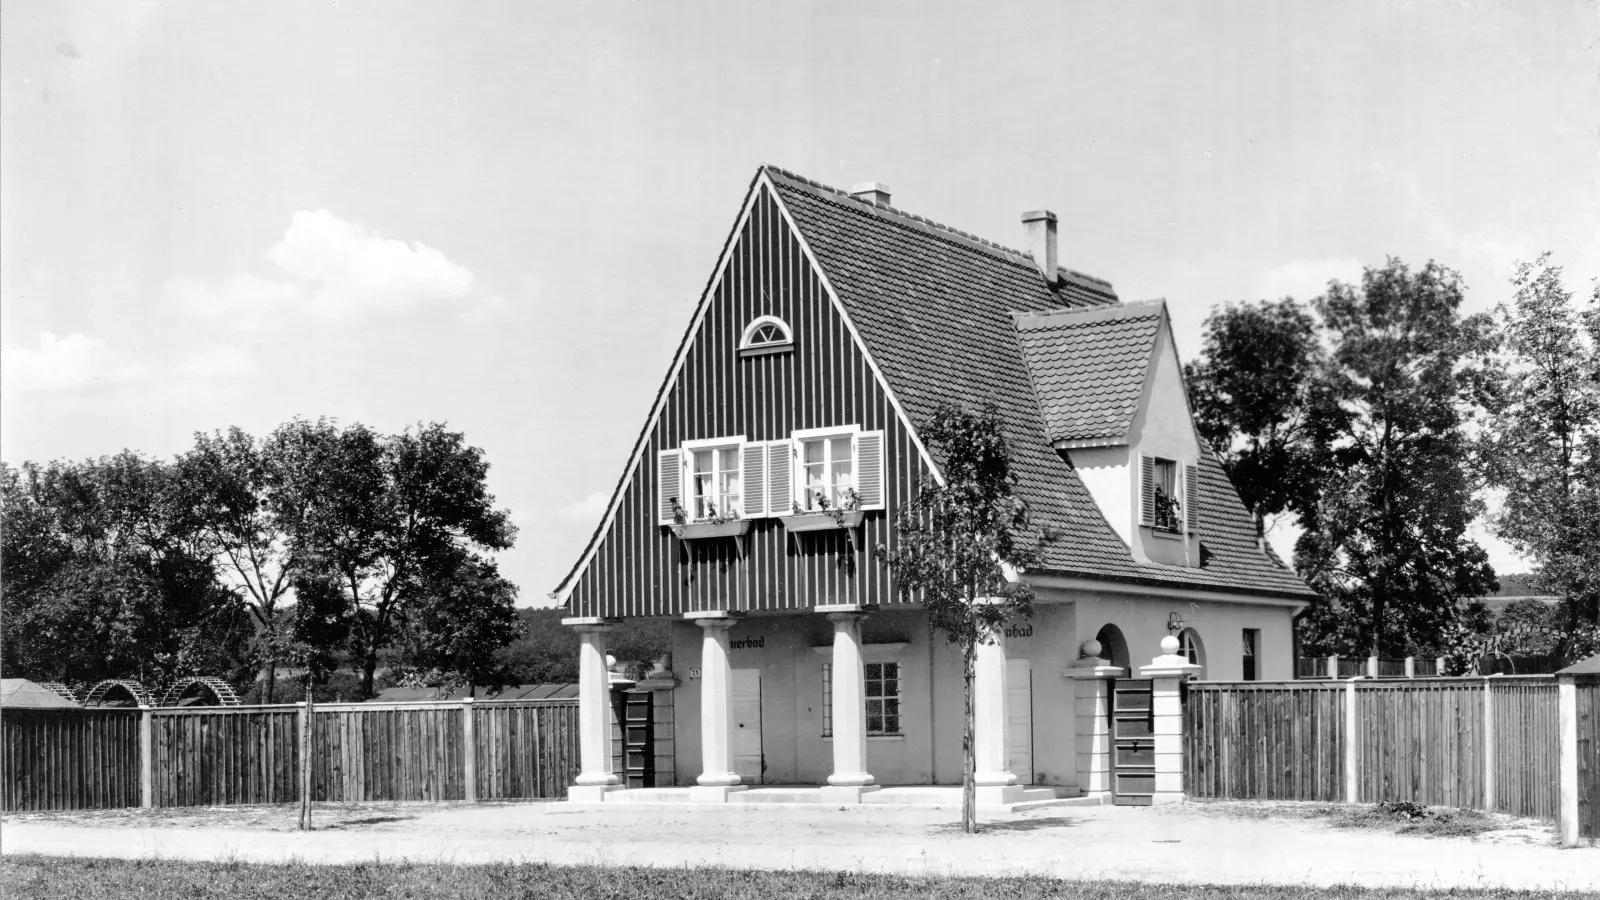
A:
1067,586,1298,681
1125,318,1203,567
1068,447,1131,547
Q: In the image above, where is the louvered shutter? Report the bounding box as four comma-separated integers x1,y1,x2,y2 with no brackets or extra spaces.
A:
742,442,767,518
658,449,682,525
1138,453,1155,527
1183,463,1199,534
767,440,792,517
855,430,885,510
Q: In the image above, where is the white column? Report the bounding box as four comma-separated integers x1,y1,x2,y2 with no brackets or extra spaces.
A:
462,696,477,803
1558,675,1580,848
1405,657,1416,678
1326,655,1339,680
1366,655,1379,679
1482,679,1494,811
563,617,623,801
1064,640,1123,800
819,606,878,803
972,624,1021,805
1140,635,1200,805
689,612,746,801
1344,678,1360,804
139,705,153,809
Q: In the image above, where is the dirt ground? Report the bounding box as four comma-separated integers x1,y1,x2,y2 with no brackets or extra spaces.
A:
2,799,1592,891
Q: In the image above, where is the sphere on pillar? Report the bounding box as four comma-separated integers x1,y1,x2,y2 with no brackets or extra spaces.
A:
1160,635,1180,655
1080,639,1103,659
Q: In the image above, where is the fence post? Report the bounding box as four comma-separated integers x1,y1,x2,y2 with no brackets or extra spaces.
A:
1436,656,1447,677
1483,678,1495,811
462,696,477,803
1559,674,1579,848
1344,678,1359,804
297,697,310,830
139,705,153,809
1326,655,1339,680
1404,657,1415,678
1366,656,1379,679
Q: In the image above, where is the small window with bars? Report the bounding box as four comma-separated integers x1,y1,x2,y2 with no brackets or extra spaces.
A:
821,663,833,738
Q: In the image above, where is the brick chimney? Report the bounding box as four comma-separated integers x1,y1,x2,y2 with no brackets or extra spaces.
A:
1021,209,1058,285
849,182,891,207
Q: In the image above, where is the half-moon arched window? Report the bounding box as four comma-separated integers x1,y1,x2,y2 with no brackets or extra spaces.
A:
739,315,793,354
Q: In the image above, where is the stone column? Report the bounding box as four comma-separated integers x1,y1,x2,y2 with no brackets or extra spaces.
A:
1062,640,1124,801
688,611,746,801
972,623,1022,806
1139,635,1200,805
1558,674,1580,848
817,604,879,803
563,617,623,801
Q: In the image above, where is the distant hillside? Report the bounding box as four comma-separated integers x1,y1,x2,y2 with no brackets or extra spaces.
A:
1489,573,1551,598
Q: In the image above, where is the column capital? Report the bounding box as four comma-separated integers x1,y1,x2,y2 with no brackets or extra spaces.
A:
562,616,620,633
816,603,878,619
686,610,743,629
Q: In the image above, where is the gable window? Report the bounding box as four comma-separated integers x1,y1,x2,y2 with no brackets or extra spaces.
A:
1151,458,1179,531
739,315,793,356
1139,454,1196,536
799,434,854,512
690,445,742,521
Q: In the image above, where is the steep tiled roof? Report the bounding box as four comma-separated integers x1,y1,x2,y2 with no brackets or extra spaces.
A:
1015,304,1163,444
766,166,1316,601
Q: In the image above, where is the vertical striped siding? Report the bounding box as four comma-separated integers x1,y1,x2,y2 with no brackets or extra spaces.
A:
570,186,930,618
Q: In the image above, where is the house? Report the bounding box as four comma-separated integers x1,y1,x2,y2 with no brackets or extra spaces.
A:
552,166,1317,805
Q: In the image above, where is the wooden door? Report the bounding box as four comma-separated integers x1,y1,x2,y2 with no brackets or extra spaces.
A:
730,668,763,784
1112,679,1155,805
1005,658,1033,784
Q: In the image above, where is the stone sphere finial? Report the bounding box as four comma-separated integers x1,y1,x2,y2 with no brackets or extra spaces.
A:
605,654,617,669
1080,639,1103,659
1160,635,1180,655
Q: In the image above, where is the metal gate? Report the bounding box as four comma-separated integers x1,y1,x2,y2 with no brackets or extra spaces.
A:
621,689,655,788
1112,678,1155,806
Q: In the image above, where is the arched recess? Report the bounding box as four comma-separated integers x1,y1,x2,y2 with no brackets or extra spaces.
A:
1178,628,1207,678
1093,623,1131,672
82,679,155,708
159,676,242,708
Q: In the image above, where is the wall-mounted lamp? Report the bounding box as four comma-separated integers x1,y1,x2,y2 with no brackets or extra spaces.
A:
1166,612,1186,634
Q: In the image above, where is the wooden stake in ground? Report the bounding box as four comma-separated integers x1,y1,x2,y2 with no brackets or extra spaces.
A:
299,679,313,830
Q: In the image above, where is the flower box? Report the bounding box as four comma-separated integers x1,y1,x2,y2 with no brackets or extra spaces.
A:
670,519,751,540
780,510,865,532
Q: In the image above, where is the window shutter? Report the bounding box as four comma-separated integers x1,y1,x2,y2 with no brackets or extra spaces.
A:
856,430,885,510
767,440,792,517
1138,453,1155,527
658,449,682,526
742,442,767,518
1183,462,1200,534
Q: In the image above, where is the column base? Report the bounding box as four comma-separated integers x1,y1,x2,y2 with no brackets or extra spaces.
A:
819,784,882,805
1150,791,1185,805
975,784,1027,806
688,784,749,803
567,784,625,803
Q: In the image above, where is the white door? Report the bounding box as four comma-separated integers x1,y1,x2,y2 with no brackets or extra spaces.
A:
731,668,763,784
1005,658,1033,784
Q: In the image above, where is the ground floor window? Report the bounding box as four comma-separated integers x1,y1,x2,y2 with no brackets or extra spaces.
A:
1242,628,1259,681
821,660,903,737
1179,628,1206,677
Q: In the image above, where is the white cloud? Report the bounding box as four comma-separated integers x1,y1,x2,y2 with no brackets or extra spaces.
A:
268,210,475,313
1253,258,1365,303
1,331,140,392
557,490,610,522
172,345,257,378
163,210,494,327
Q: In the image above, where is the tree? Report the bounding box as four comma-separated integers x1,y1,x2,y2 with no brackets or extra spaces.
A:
393,554,522,695
1184,298,1322,537
276,419,518,697
1482,254,1600,649
878,403,1040,834
1298,258,1498,657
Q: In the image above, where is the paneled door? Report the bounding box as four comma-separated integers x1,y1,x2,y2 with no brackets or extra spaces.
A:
1005,658,1033,784
730,668,764,784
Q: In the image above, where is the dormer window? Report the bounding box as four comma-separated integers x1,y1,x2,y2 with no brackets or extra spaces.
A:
1139,453,1198,536
739,315,793,356
1151,458,1179,531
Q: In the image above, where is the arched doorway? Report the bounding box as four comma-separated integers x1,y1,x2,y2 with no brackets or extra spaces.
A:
1178,628,1206,678
1094,623,1131,672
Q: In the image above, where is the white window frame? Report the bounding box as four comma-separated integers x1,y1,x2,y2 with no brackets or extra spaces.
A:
816,641,907,740
681,435,746,523
863,659,903,736
739,315,793,350
792,424,861,513
1151,456,1180,532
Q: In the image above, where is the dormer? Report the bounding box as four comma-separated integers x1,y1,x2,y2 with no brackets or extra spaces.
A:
1014,300,1203,567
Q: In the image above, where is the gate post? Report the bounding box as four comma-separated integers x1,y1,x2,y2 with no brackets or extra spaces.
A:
1063,641,1123,801
1139,635,1200,804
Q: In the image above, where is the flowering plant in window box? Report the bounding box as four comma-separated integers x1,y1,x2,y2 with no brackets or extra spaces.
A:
781,488,865,532
668,498,750,540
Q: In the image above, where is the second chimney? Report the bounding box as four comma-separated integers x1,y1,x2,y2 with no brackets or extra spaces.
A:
1021,209,1058,284
850,182,892,207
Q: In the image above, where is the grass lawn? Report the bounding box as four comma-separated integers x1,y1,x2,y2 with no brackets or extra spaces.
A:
0,857,1583,900
1179,800,1537,841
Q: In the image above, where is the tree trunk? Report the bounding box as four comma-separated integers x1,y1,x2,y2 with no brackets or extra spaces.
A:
264,659,277,705
362,651,378,699
962,640,977,834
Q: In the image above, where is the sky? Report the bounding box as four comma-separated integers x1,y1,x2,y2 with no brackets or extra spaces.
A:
4,1,1597,605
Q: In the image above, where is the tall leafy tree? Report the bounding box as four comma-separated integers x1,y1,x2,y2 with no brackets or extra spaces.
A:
1482,254,1600,651
393,553,522,695
1298,258,1498,657
1184,298,1322,537
878,403,1040,834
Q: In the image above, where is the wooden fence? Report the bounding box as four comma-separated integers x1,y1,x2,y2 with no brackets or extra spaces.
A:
1577,678,1598,841
1184,676,1568,822
2,708,142,812
1,699,579,812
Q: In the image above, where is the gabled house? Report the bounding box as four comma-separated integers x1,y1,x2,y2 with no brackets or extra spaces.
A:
554,166,1316,805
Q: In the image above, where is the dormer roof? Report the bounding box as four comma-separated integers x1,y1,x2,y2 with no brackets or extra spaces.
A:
1014,302,1165,447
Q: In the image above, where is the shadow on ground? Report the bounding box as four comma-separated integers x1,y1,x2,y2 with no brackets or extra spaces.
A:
928,815,1081,834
